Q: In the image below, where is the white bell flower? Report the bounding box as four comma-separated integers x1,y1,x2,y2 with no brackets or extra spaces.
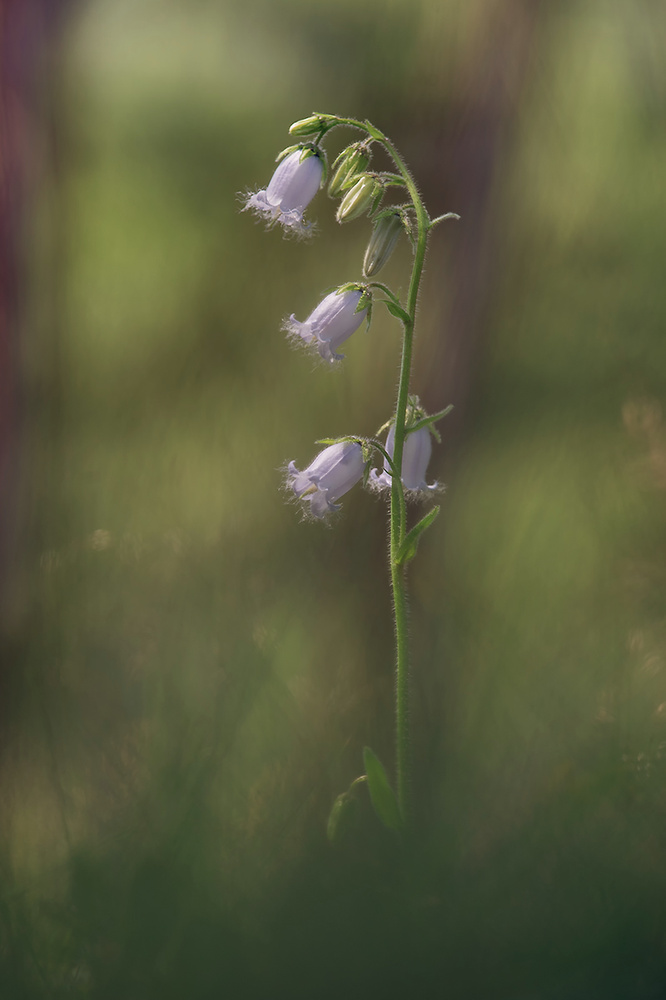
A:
287,441,365,519
370,425,438,494
283,287,368,363
243,148,323,236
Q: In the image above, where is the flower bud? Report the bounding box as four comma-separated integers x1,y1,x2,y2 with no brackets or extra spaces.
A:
336,175,382,224
363,212,404,277
328,144,371,198
289,114,335,137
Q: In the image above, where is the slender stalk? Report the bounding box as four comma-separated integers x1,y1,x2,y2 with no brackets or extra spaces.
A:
386,167,429,826
335,118,431,824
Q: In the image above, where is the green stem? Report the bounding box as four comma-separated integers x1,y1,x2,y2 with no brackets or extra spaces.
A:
335,117,430,826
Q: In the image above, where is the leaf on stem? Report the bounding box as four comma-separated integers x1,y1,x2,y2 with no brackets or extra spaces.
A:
395,506,440,566
429,212,461,228
326,792,358,845
384,300,411,325
408,406,453,442
363,747,403,832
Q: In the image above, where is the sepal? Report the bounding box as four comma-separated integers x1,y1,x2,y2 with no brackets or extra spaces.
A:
275,143,302,164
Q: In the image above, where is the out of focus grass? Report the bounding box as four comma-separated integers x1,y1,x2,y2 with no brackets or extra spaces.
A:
3,0,666,996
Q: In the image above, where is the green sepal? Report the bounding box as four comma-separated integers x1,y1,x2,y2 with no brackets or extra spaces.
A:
368,187,384,218
315,436,372,469
334,281,360,294
357,289,372,312
363,747,403,832
395,506,440,566
377,172,407,188
315,435,362,447
326,282,372,324
375,416,393,437
407,405,453,443
275,144,327,185
326,792,358,845
275,144,301,163
384,300,411,325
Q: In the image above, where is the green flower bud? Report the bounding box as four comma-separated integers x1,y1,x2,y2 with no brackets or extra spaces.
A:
363,212,404,276
289,114,335,137
336,175,382,224
328,143,371,198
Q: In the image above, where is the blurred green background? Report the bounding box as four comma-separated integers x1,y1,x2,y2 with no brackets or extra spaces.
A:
4,0,666,996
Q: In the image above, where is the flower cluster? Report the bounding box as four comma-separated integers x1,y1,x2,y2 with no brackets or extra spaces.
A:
242,117,446,521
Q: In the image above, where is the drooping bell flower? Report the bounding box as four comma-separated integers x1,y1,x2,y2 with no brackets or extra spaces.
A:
287,441,365,519
283,285,370,363
370,424,438,493
243,148,323,236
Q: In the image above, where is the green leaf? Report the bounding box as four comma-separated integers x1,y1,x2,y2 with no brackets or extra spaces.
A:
326,792,358,845
408,406,453,442
384,300,411,325
364,120,384,141
396,506,440,566
429,211,461,228
363,747,403,831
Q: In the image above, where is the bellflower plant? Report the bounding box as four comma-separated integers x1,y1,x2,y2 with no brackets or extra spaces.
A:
242,113,459,839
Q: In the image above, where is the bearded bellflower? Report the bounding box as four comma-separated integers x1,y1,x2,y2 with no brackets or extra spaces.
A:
283,286,369,363
287,441,366,519
370,424,438,493
243,148,323,236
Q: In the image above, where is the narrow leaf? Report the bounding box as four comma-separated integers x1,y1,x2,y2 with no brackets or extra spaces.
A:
429,211,461,227
363,747,402,831
384,300,411,325
396,506,440,566
327,792,357,845
408,406,453,435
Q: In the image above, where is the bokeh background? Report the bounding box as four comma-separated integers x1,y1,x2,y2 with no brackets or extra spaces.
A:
2,0,666,996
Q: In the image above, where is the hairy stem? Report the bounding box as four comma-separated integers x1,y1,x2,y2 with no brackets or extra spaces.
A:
336,116,430,825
